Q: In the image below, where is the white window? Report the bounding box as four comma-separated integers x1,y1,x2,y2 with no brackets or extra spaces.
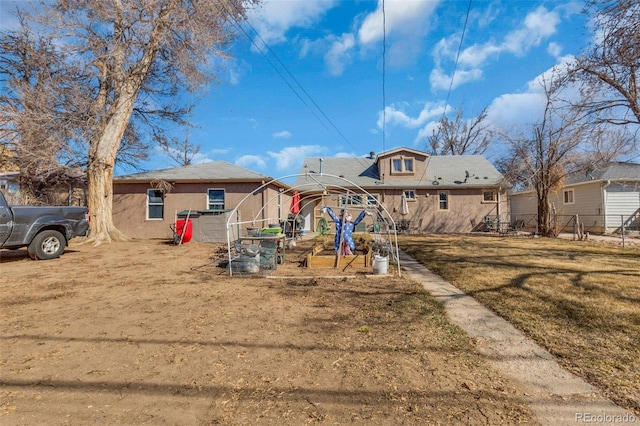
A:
147,189,164,220
438,191,449,210
563,189,575,204
404,158,414,172
208,189,225,210
366,194,379,206
340,194,363,206
391,156,415,175
403,190,416,200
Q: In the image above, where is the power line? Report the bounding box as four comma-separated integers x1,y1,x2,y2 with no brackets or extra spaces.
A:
382,0,386,153
445,0,473,111
419,0,472,183
227,2,371,169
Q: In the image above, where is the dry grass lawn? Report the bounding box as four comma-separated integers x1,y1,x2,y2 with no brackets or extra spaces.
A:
398,234,640,417
0,238,538,424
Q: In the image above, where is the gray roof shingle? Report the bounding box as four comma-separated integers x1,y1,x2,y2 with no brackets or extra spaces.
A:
115,161,273,182
295,154,503,189
565,162,640,185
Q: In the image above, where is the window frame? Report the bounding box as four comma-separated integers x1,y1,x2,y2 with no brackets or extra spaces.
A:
482,190,497,203
403,190,416,201
147,189,165,220
390,156,415,176
366,194,379,206
563,189,575,204
207,188,226,210
438,191,449,211
340,194,364,206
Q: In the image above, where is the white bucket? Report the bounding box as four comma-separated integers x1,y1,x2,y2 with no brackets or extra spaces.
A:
372,254,389,275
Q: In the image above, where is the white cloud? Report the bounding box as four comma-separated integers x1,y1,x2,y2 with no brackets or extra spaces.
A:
334,151,357,158
486,57,579,129
502,6,560,56
357,0,440,67
358,0,440,45
431,6,564,91
190,152,215,164
325,33,355,76
547,42,563,58
209,147,232,155
429,67,483,91
415,120,441,145
379,102,447,129
153,145,215,167
273,130,292,139
267,145,326,171
247,0,338,47
236,154,267,169
487,91,545,129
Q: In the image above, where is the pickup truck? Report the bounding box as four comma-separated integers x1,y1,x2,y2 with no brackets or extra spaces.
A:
0,190,90,260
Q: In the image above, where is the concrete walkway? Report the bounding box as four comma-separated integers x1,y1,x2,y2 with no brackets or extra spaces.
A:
398,250,636,425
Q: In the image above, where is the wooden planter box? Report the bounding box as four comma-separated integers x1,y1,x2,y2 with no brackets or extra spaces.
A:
306,243,373,269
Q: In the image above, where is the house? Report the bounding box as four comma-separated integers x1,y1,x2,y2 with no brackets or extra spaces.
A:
112,161,288,241
509,162,640,234
293,148,507,234
0,171,20,204
0,169,87,206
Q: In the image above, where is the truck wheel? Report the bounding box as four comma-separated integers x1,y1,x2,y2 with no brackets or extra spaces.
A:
28,230,66,260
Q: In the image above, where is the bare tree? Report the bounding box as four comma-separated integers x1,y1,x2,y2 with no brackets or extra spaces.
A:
570,0,640,126
499,71,587,237
0,17,88,203
157,134,202,167
3,0,258,244
428,106,492,155
573,126,639,168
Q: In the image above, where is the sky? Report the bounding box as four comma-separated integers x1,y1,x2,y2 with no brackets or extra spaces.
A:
1,0,590,178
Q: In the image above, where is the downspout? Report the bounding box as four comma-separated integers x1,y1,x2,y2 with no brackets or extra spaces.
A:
261,180,266,223
603,180,611,232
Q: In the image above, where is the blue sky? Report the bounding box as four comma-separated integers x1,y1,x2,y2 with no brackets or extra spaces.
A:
1,0,589,177
176,0,587,178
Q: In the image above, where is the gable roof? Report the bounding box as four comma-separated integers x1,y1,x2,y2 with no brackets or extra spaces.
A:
377,147,428,160
296,151,504,189
114,161,275,183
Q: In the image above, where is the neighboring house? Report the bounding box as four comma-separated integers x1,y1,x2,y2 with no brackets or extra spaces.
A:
112,161,288,241
0,169,87,206
510,162,640,234
0,171,21,203
294,148,507,234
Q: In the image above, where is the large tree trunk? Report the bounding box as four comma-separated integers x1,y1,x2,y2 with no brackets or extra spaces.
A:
537,189,553,237
87,157,128,245
86,92,137,245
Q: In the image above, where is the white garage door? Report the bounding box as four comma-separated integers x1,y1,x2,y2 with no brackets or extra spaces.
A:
606,191,640,229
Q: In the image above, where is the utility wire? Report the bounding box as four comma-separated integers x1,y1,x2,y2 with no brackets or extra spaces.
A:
418,0,473,184
444,0,473,113
227,2,371,169
382,0,386,153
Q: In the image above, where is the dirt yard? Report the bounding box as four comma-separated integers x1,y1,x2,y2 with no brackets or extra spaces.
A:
1,237,538,425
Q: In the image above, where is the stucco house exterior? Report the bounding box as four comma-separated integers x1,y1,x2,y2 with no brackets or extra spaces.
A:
294,148,508,234
112,161,288,241
509,162,640,234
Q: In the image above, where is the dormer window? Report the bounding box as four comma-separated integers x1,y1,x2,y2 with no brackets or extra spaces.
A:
391,156,414,175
